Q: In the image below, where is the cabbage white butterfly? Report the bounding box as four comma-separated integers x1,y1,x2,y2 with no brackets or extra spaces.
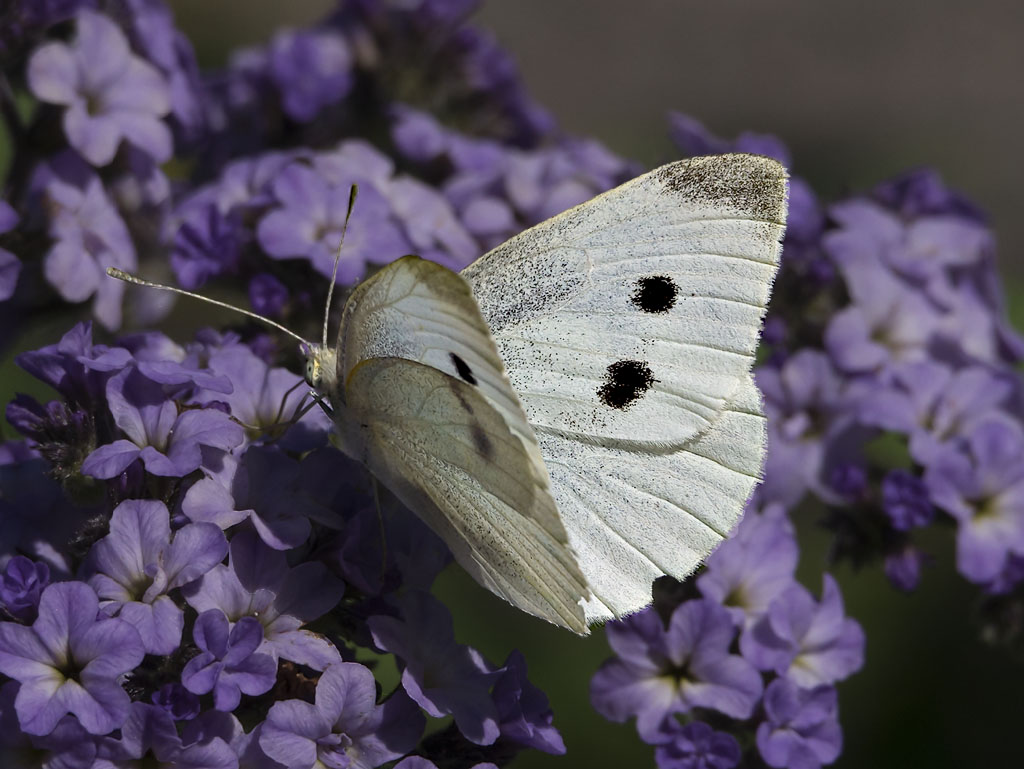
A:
110,153,787,634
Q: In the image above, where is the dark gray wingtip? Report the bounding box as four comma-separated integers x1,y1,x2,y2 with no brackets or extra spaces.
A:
654,154,789,226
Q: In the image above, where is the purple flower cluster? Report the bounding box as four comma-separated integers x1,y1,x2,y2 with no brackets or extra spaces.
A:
592,504,863,769
2,2,1022,768
1,315,562,765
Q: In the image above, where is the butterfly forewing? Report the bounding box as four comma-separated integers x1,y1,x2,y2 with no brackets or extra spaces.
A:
462,154,785,448
461,154,787,621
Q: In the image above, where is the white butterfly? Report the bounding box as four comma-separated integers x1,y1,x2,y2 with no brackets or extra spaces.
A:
111,153,787,634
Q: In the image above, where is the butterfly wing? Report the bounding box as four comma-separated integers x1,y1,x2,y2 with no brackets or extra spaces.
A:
461,154,787,621
337,258,589,632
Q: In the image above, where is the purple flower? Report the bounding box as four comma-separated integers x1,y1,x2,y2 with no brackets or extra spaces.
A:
491,649,565,754
256,151,412,284
669,111,791,165
881,470,934,531
925,417,1024,584
391,104,447,162
590,600,763,744
81,368,244,479
183,529,344,671
369,591,501,745
36,155,136,330
170,204,244,290
823,251,935,375
0,557,50,622
0,581,144,735
84,499,227,655
268,29,353,122
654,720,741,769
757,351,855,506
756,679,842,769
151,682,200,722
191,343,331,451
740,576,865,688
121,0,207,143
0,200,20,301
698,503,799,626
27,10,172,166
857,362,1013,465
884,546,928,592
182,445,339,550
181,610,277,711
95,701,237,768
249,273,289,317
0,680,98,769
181,711,282,769
260,662,424,769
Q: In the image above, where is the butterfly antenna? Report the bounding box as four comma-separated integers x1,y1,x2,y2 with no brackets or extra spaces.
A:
106,268,310,347
322,184,359,348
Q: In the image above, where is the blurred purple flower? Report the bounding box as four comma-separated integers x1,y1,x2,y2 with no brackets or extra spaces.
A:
756,679,842,769
257,150,412,283
757,350,854,506
249,273,289,317
590,600,762,744
95,701,237,768
84,499,227,655
183,529,344,671
261,662,424,769
369,591,501,745
491,649,565,754
881,471,934,532
740,576,865,688
0,556,50,622
27,10,172,166
884,546,928,592
36,155,136,330
171,204,244,290
0,200,20,301
0,581,143,735
925,417,1024,585
823,248,935,375
697,503,799,626
181,610,277,711
121,0,207,143
858,362,1013,465
654,720,741,769
268,29,353,122
81,368,244,479
668,111,791,165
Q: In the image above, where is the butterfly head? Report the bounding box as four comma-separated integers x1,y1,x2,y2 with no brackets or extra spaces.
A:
301,342,340,396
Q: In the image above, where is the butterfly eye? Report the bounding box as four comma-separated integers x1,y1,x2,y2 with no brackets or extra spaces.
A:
305,359,319,388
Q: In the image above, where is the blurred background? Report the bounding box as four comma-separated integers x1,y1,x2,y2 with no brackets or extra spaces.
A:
19,1,1024,765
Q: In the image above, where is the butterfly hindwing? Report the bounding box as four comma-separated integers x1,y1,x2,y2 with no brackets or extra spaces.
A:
337,257,589,632
461,154,788,620
343,357,589,633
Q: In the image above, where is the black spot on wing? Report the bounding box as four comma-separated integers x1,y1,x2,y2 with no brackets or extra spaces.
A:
450,352,477,385
471,425,493,460
597,360,656,410
632,275,678,313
